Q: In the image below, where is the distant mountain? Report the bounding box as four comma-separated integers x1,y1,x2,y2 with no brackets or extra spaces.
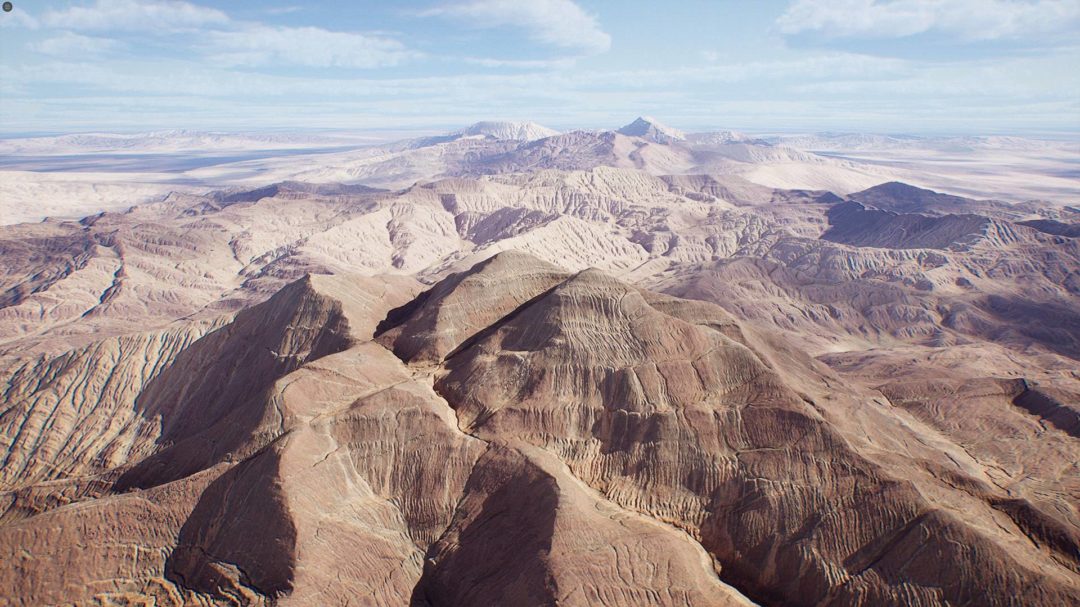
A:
7,120,1074,234
822,200,996,251
617,116,686,144
846,181,1024,217
1018,218,1080,238
245,117,886,195
685,130,765,146
453,120,559,141
398,121,559,151
850,181,978,211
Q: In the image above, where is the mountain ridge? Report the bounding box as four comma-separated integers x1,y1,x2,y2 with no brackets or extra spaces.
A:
2,251,1077,605
1,122,1078,606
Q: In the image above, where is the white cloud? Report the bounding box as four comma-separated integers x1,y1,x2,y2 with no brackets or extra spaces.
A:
33,32,124,57
5,46,1077,133
42,0,229,32
421,0,611,53
265,6,302,15
0,51,914,102
204,25,420,68
776,0,1080,40
37,1,419,69
4,2,1075,134
1,6,40,29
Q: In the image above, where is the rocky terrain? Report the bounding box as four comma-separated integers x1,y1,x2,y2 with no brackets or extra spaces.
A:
0,123,1078,606
10,118,1077,227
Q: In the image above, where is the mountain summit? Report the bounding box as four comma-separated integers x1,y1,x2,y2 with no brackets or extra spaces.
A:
617,116,686,143
455,120,559,141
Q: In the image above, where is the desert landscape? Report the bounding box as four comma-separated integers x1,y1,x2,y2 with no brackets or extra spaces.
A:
2,0,1079,605
0,118,1077,606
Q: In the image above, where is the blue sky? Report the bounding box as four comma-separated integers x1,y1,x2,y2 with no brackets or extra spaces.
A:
1,0,1078,135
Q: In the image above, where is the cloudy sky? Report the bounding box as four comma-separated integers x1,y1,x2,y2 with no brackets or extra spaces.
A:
1,0,1078,135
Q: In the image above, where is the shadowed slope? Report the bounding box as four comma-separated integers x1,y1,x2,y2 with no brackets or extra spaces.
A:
822,201,995,250
0,272,425,605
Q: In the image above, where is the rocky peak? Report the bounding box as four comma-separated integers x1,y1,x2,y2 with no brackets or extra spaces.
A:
617,116,686,144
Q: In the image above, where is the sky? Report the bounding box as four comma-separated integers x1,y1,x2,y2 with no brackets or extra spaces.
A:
1,0,1079,136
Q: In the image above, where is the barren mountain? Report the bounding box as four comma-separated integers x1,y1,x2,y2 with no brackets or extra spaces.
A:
0,125,1078,606
146,119,897,195
1,247,1077,606
453,120,560,141
6,121,1074,228
617,116,687,144
821,201,998,250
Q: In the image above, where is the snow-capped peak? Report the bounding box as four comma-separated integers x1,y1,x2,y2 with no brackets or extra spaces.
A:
617,116,685,143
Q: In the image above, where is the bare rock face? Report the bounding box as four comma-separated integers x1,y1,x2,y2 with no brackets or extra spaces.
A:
413,443,753,607
0,318,225,494
166,446,297,599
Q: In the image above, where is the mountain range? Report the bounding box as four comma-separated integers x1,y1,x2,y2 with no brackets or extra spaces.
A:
4,117,1077,228
0,119,1078,606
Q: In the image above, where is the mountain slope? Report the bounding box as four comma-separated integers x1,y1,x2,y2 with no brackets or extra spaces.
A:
421,256,1079,606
